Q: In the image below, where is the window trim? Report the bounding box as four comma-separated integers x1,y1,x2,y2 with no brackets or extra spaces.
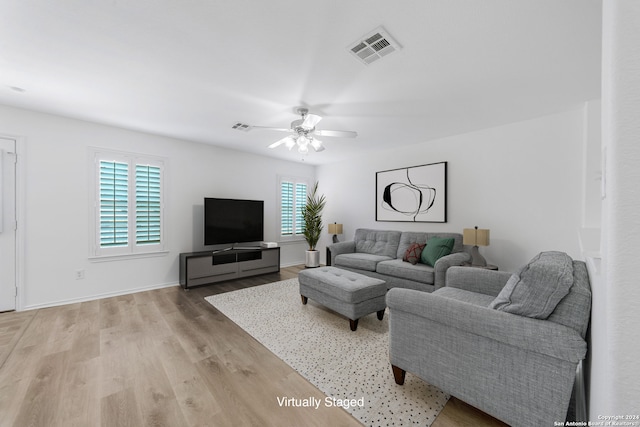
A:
89,148,167,259
277,175,311,243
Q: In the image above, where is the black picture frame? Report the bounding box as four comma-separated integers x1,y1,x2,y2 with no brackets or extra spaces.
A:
375,161,447,222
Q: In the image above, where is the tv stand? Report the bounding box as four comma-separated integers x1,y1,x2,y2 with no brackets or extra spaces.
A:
179,247,280,289
213,244,261,253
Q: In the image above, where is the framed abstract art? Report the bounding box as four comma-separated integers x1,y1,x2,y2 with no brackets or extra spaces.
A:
376,161,447,222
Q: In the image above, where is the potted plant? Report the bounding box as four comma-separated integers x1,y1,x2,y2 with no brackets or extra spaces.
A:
301,181,326,267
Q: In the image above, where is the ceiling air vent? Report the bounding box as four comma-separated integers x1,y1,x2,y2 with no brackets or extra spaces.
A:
348,26,402,65
232,122,251,131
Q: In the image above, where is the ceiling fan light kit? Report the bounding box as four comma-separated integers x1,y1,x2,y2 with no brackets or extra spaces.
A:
250,107,357,155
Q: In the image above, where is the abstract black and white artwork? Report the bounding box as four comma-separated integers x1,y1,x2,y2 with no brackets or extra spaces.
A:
376,161,447,222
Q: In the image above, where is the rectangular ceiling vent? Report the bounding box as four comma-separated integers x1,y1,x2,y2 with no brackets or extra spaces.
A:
232,122,251,131
348,26,402,65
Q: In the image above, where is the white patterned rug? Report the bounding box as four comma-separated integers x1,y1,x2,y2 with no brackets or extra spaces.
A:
205,278,449,427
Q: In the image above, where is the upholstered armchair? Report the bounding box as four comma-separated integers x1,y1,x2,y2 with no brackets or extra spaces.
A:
386,252,591,427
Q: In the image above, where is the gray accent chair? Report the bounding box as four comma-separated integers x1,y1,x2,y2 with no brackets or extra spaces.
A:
329,228,470,292
386,252,592,427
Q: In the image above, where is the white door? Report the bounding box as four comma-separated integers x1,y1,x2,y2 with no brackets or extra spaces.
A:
0,137,16,312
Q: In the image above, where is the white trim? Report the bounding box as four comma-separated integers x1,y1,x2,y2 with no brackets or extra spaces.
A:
276,239,306,246
21,281,179,311
0,148,3,234
0,133,26,311
88,249,169,262
280,260,305,268
278,236,306,243
88,147,167,258
15,136,25,312
277,174,311,243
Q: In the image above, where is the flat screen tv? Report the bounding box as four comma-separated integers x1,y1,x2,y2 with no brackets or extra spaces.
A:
204,198,264,246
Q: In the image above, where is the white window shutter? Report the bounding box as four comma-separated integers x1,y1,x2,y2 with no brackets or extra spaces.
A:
99,160,129,247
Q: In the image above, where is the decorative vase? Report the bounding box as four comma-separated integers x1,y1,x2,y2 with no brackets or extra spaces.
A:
305,250,320,268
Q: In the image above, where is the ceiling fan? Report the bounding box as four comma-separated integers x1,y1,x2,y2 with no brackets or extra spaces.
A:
252,108,358,154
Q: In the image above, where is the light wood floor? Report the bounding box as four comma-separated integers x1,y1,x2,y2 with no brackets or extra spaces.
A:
0,265,506,427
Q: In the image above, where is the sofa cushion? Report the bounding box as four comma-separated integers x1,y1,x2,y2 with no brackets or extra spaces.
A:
353,229,401,258
397,232,463,259
335,253,393,272
396,232,429,259
402,243,426,265
376,259,434,284
489,251,574,319
421,237,455,267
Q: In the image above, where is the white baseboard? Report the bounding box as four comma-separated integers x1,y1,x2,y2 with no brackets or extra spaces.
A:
21,281,180,311
280,260,304,268
20,263,307,311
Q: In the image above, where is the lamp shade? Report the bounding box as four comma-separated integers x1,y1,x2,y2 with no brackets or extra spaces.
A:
328,223,343,235
463,227,490,246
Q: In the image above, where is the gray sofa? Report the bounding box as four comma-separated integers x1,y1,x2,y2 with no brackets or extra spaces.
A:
328,228,471,292
387,251,592,426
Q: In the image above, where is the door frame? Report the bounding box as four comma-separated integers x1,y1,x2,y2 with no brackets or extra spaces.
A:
0,134,25,311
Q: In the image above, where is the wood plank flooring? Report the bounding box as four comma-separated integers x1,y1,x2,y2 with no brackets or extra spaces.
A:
0,265,505,427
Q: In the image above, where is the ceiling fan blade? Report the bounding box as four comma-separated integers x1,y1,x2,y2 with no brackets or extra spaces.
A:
268,136,295,149
310,138,325,152
314,129,358,138
252,126,294,133
302,114,322,129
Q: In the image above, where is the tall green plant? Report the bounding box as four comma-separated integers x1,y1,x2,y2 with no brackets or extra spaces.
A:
301,182,326,251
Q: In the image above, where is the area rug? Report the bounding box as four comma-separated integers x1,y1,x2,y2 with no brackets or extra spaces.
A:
205,278,449,426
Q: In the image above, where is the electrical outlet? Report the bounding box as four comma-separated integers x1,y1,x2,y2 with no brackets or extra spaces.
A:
75,269,85,280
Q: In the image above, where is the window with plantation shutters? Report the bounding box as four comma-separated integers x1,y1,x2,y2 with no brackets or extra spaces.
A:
278,176,309,241
135,164,161,245
100,160,129,247
295,182,307,235
91,149,166,258
281,181,294,236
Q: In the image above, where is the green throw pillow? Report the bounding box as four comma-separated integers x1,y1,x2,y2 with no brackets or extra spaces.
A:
421,237,455,267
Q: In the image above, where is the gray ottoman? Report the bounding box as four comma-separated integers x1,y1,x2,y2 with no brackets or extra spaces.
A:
298,266,387,331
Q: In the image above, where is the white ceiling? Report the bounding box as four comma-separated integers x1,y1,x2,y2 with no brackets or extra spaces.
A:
0,0,602,165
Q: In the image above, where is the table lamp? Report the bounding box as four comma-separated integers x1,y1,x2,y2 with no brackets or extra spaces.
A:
328,222,343,243
463,226,490,266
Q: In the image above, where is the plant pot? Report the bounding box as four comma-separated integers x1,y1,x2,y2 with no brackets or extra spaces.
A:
305,250,320,268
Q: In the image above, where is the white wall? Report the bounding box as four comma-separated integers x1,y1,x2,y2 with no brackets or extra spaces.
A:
317,107,587,273
0,102,598,315
590,0,640,417
579,100,603,256
581,100,603,231
0,105,314,310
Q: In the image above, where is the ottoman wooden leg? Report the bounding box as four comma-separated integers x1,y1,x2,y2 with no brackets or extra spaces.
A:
377,309,385,320
349,319,359,331
301,295,308,305
391,365,406,385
